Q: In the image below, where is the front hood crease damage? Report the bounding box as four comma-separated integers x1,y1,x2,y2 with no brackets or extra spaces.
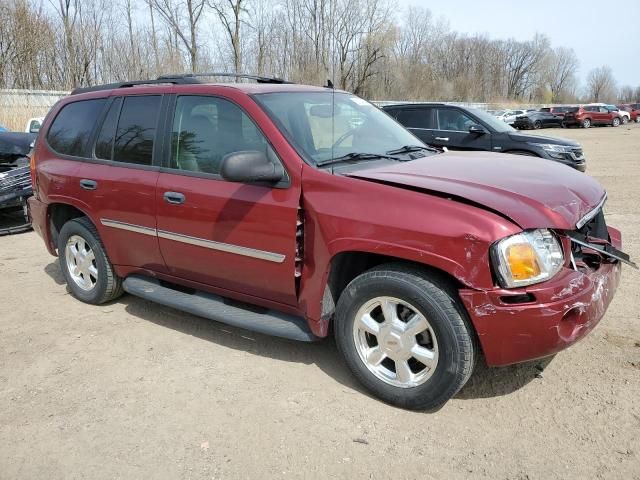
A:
345,151,604,230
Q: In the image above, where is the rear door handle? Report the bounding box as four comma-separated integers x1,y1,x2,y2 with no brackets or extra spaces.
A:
163,191,185,205
80,179,97,190
435,137,449,142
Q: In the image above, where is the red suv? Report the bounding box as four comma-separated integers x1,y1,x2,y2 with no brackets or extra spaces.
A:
28,75,635,409
563,105,622,128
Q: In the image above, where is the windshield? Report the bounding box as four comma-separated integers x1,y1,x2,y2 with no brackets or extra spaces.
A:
253,92,425,165
471,108,516,133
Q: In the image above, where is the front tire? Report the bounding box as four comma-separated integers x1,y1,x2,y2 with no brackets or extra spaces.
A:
57,217,123,304
612,117,620,127
334,264,476,410
621,116,628,125
581,118,591,128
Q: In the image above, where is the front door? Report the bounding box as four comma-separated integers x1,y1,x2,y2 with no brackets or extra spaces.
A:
155,94,300,306
431,107,492,151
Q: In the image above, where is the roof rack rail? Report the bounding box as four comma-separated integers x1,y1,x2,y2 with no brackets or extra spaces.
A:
157,72,294,84
71,77,200,95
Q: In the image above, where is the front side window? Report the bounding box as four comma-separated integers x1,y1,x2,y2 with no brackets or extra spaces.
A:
47,99,107,157
436,108,475,132
254,92,422,165
170,95,270,175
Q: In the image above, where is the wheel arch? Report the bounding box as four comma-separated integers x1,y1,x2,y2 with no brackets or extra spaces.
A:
47,202,94,253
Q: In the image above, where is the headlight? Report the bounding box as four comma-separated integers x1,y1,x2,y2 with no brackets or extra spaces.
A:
491,229,564,288
527,143,575,160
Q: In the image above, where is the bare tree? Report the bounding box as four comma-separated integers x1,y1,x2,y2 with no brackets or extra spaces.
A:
145,0,206,71
546,47,578,103
209,0,247,74
586,65,616,102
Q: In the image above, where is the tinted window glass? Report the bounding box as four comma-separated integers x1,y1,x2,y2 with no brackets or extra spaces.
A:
47,99,106,157
94,97,122,160
171,96,269,175
436,108,476,131
396,109,435,129
113,96,161,165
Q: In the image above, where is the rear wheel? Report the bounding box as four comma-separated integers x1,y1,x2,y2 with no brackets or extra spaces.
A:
581,118,591,128
621,116,628,125
612,117,620,127
57,217,123,304
635,117,640,123
533,120,542,129
334,264,476,410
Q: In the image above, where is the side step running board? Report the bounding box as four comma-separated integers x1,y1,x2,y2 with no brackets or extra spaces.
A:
123,275,319,342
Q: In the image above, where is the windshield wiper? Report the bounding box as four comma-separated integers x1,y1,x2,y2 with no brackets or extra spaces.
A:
316,152,400,167
386,144,437,155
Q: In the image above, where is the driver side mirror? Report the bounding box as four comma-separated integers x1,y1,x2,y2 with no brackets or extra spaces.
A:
468,124,486,134
220,150,284,184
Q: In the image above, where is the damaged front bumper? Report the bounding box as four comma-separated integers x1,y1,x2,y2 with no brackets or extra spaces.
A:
460,226,625,366
0,165,33,235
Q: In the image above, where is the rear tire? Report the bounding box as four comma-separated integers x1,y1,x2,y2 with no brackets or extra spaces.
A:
621,116,628,125
334,264,476,410
581,118,591,128
533,120,542,129
57,217,123,304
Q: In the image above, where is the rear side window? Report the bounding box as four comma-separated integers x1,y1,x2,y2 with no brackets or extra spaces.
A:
396,108,436,129
47,99,106,157
92,95,161,165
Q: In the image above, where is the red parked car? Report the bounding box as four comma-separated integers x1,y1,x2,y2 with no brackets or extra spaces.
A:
563,105,623,128
617,104,640,123
28,75,636,409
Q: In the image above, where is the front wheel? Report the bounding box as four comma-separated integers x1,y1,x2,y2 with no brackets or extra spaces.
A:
334,264,476,410
57,217,123,304
612,117,620,127
582,118,591,128
621,116,628,125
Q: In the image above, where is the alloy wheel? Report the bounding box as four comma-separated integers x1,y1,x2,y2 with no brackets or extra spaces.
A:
352,296,439,388
65,235,98,291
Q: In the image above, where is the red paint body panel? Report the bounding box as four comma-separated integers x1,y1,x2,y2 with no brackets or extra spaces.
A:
346,151,605,230
28,82,627,367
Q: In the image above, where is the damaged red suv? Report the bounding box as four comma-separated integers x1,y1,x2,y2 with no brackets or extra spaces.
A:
28,75,636,410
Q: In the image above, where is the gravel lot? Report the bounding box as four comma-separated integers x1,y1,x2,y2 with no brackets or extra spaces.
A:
1,124,639,479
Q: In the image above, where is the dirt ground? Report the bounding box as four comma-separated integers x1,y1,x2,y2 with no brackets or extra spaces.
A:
1,124,639,480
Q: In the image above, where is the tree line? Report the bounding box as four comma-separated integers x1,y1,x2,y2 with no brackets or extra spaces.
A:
1,0,638,104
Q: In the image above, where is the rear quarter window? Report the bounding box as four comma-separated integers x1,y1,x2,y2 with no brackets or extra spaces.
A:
47,98,107,157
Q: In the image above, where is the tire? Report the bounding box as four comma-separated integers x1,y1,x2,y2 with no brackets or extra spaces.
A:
612,117,620,127
334,264,476,410
57,216,123,304
533,120,542,129
561,121,567,129
635,117,640,124
621,116,628,125
581,118,591,128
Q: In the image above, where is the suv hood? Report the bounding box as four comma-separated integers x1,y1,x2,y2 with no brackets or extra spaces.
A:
346,151,604,230
508,132,579,146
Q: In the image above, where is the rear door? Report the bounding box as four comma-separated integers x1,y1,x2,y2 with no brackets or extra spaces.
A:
390,107,436,145
155,94,300,306
75,94,166,272
432,107,492,151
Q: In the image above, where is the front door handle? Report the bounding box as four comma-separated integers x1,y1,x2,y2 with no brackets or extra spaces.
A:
163,191,185,205
435,137,449,142
80,179,97,190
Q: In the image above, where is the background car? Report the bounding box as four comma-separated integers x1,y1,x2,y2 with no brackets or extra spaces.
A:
563,105,622,128
539,106,575,120
585,103,630,124
383,102,586,170
0,125,7,132
512,111,563,129
503,109,527,124
617,104,640,123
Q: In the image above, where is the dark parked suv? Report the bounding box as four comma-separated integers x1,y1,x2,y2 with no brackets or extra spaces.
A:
383,103,586,171
29,75,634,410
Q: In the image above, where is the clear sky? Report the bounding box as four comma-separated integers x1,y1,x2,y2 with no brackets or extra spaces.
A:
398,0,640,88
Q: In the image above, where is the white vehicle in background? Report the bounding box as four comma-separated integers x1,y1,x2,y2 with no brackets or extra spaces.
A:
503,109,527,125
25,117,44,133
585,103,630,124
